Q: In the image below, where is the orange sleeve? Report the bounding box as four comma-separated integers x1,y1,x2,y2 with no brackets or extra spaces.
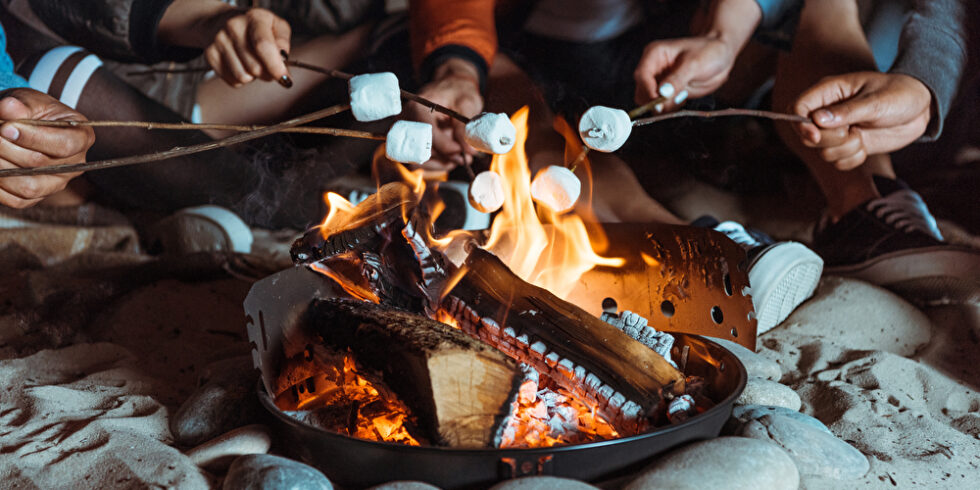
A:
410,0,498,72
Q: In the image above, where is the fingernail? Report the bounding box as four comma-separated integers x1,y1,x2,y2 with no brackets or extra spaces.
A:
658,83,675,98
1,125,18,141
654,103,664,113
278,75,293,88
673,90,688,105
815,109,836,124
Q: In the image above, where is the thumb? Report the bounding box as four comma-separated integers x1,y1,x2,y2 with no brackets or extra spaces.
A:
810,96,879,129
795,74,867,129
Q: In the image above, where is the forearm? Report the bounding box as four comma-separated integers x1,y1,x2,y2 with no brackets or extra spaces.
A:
157,0,240,49
701,0,763,51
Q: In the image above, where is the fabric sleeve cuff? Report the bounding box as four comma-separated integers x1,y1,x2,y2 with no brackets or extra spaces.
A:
0,73,29,92
419,44,488,93
130,0,203,64
754,0,799,29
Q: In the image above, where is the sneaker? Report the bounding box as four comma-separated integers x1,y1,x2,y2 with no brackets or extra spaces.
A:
812,181,980,305
694,216,824,334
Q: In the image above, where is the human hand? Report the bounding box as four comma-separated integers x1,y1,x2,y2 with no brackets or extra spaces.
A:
405,59,483,172
0,88,94,208
633,35,739,109
793,72,932,170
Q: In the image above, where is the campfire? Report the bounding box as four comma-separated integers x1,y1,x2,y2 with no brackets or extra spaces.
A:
243,106,753,484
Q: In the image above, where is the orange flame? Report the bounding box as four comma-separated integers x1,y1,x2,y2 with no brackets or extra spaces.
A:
319,192,356,238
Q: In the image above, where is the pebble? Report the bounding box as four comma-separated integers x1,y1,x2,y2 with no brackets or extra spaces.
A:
223,454,333,489
368,482,442,490
737,377,802,411
171,355,260,446
489,476,597,490
707,337,782,380
624,436,799,490
739,414,869,480
730,405,832,435
186,424,272,471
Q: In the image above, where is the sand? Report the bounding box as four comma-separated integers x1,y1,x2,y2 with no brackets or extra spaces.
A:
1,207,978,488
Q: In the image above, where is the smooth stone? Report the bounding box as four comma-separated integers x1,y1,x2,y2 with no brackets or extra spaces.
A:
171,355,260,446
730,405,832,435
186,424,272,471
489,476,597,489
223,454,333,490
624,436,799,490
368,482,442,490
707,337,782,380
737,377,802,411
739,414,869,480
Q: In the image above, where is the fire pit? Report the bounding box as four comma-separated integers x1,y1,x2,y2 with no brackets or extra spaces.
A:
243,107,755,487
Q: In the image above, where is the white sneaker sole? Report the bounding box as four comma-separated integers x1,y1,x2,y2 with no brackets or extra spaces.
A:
749,242,824,335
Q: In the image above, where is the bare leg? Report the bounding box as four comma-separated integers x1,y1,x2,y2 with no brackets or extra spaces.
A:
485,54,685,224
772,0,893,220
196,23,374,128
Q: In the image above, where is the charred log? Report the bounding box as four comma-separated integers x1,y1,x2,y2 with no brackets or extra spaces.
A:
304,298,524,448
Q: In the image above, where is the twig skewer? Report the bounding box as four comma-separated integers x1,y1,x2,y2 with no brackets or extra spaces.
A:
0,103,352,178
0,118,385,140
633,108,809,127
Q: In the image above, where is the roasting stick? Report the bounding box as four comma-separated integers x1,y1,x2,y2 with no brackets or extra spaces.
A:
0,103,352,178
0,118,386,139
632,108,809,126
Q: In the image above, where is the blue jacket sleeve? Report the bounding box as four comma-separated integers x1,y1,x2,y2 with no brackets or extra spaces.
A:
0,23,29,92
754,0,800,30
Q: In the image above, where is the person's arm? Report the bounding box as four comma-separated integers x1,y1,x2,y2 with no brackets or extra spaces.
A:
633,0,763,108
405,0,496,170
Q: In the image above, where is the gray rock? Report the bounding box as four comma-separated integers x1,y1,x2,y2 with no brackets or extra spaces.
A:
707,337,781,380
172,355,260,446
223,454,332,490
489,476,597,489
624,437,798,490
739,414,869,480
186,424,271,471
736,377,802,411
729,405,832,435
367,482,441,490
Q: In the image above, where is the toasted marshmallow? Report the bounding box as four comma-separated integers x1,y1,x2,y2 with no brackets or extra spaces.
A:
578,106,632,152
386,121,432,164
468,170,506,213
349,72,402,122
464,113,517,154
530,166,581,213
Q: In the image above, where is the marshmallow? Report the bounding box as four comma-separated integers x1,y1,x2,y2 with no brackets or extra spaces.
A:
386,121,432,164
578,106,632,152
348,72,402,122
464,113,517,154
530,165,581,213
468,170,506,213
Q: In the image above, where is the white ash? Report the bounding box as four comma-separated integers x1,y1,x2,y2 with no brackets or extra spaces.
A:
468,170,506,213
386,120,432,164
578,106,632,152
667,394,696,423
530,165,581,213
464,112,516,154
601,310,676,367
349,72,402,122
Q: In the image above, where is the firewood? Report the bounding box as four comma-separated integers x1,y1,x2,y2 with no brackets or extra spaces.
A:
440,248,685,431
305,298,524,448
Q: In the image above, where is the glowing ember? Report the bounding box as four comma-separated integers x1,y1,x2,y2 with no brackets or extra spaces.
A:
499,375,619,448
276,347,422,446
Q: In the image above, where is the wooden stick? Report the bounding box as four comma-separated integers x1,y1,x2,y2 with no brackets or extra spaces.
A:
0,103,351,178
633,108,809,127
628,96,669,119
0,118,385,140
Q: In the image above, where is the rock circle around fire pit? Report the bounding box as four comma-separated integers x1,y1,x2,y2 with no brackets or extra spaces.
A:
489,476,599,490
223,454,333,490
367,481,441,490
736,377,802,411
739,414,871,480
706,337,782,381
171,355,261,446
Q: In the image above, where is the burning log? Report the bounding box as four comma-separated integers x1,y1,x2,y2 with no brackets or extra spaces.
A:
303,298,525,448
438,248,686,432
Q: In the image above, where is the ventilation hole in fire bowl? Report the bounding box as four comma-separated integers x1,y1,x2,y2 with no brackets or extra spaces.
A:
723,273,733,296
602,297,618,314
731,326,739,338
711,306,724,324
719,361,726,372
660,300,675,318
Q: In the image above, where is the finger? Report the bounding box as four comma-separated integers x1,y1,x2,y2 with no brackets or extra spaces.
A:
835,147,868,171
802,126,850,149
633,42,679,104
812,94,882,129
2,123,92,159
793,121,822,146
0,187,43,208
451,119,477,157
228,24,265,79
204,45,228,82
794,74,864,127
0,96,31,121
248,12,290,80
0,158,70,201
215,32,253,85
819,132,864,163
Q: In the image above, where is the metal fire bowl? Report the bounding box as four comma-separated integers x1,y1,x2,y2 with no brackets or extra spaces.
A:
257,333,747,489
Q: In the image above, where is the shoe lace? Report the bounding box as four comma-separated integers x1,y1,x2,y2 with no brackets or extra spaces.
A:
714,221,763,248
866,189,943,240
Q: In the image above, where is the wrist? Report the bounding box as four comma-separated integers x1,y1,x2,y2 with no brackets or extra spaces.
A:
158,0,241,48
702,0,762,50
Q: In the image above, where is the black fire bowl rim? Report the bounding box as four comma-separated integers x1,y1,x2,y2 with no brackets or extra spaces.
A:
257,332,748,454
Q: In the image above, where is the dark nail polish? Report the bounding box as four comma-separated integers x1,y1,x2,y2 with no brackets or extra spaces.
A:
279,75,293,88
280,49,289,60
